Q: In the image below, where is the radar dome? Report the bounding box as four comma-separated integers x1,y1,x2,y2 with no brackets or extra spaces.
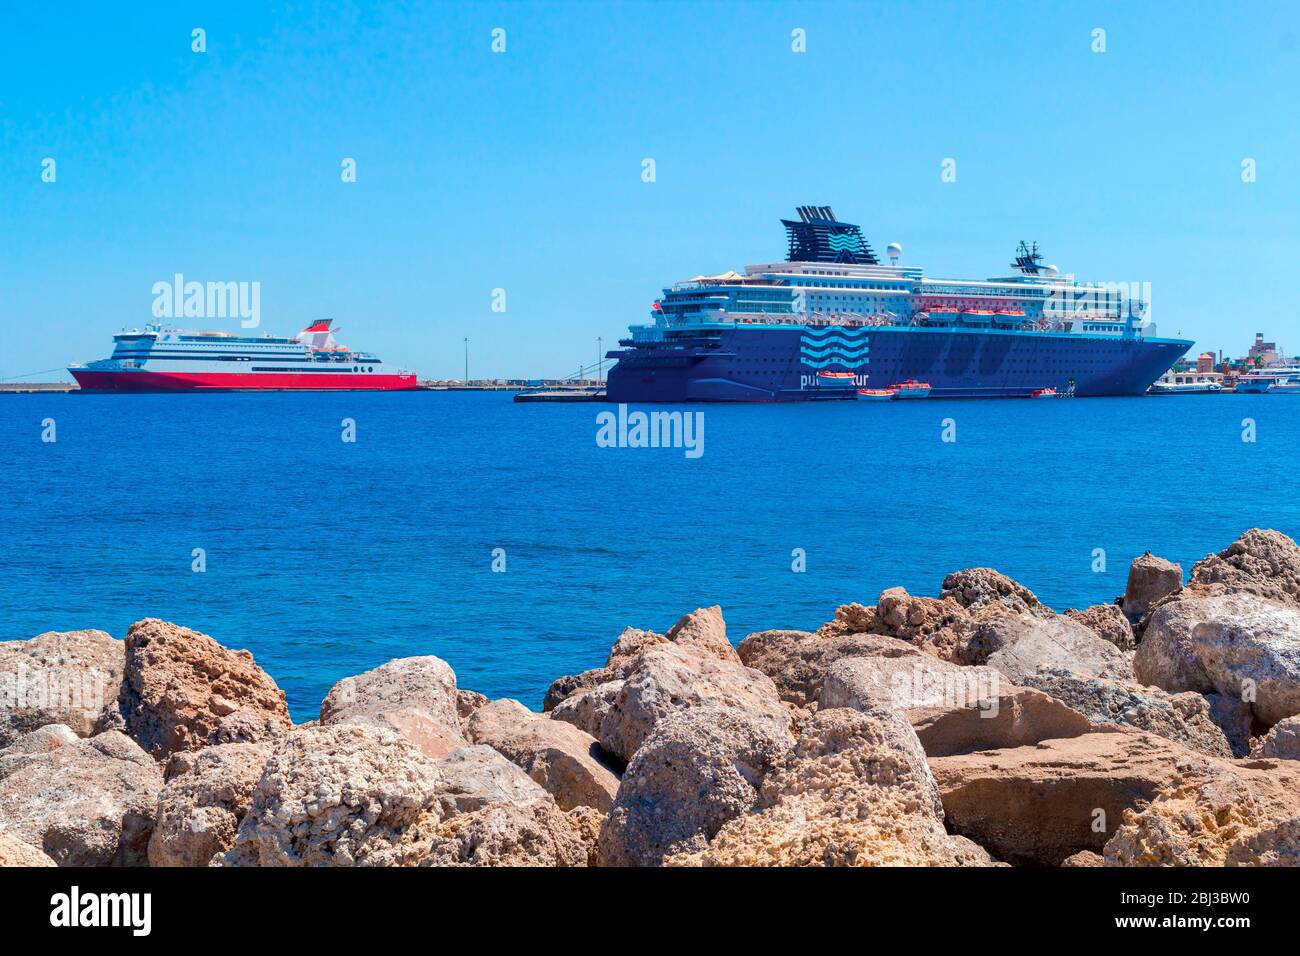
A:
886,242,903,263
1044,264,1060,277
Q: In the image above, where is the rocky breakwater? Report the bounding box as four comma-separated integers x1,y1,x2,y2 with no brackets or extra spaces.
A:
2,532,1300,867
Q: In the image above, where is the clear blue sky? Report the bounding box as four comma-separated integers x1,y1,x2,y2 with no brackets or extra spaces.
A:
3,1,1298,379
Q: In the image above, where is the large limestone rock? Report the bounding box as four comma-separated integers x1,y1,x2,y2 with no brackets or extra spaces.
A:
221,723,446,867
320,656,466,759
940,567,1044,615
598,706,795,866
605,627,669,671
1134,591,1227,692
1,722,77,754
737,629,923,709
819,653,999,712
543,610,726,712
548,607,780,738
410,802,593,867
549,679,623,740
1207,692,1255,757
1190,529,1300,605
543,611,727,713
1135,591,1300,725
819,655,1091,757
668,707,994,867
1122,553,1183,626
1253,715,1300,759
0,728,163,866
148,742,272,867
541,627,663,712
466,698,620,811
908,690,1092,759
963,613,1133,683
598,642,791,763
1021,670,1235,758
431,745,552,816
929,730,1210,865
818,592,966,664
812,571,1051,664
0,629,124,746
120,619,291,760
664,605,738,663
543,668,613,712
0,831,56,867
1104,763,1300,866
1066,604,1136,651
455,689,489,724
221,724,566,867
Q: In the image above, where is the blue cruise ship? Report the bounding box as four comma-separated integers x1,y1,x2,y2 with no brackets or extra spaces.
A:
605,207,1191,401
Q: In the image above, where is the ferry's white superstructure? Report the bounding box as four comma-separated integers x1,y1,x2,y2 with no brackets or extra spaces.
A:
69,320,417,391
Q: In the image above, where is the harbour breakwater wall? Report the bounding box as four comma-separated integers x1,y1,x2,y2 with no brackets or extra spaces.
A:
2,528,1300,868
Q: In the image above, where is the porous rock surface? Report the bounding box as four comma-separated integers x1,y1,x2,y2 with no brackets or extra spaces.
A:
667,707,994,867
120,618,290,761
1020,670,1235,758
0,629,124,746
0,727,163,866
320,655,466,758
598,706,794,866
148,741,273,866
466,698,620,811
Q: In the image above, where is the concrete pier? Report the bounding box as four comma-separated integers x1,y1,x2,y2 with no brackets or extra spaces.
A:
0,383,78,393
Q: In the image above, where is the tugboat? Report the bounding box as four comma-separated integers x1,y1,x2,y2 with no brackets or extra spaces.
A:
890,379,931,399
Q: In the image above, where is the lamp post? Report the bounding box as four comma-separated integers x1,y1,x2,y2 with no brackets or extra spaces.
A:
463,337,469,385
597,336,603,385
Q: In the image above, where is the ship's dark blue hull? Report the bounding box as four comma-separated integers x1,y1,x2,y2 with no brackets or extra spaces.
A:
606,325,1191,402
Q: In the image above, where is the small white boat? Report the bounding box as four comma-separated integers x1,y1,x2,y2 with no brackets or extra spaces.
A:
1148,381,1223,394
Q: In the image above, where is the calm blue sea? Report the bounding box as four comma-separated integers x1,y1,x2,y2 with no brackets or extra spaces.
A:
1,391,1294,719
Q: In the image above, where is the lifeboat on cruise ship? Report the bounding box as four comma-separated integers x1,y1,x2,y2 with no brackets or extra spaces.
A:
1030,387,1058,398
856,388,895,401
816,370,857,389
890,379,931,399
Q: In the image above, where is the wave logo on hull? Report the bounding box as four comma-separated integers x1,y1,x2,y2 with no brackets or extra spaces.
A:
799,327,870,369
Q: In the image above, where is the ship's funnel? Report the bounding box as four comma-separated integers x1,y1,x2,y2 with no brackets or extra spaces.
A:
297,319,336,350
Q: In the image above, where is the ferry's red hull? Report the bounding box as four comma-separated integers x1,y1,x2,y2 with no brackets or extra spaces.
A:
70,370,419,391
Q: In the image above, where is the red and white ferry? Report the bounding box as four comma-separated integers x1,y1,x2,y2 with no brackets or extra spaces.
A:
69,320,418,391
